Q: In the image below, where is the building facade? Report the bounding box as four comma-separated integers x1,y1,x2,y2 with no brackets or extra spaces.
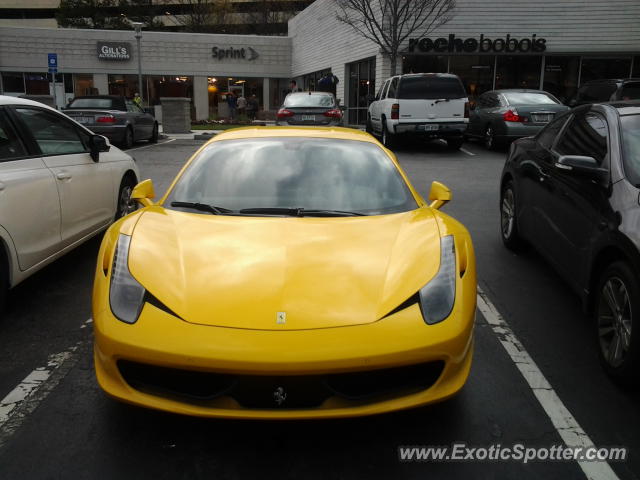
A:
0,26,291,119
289,0,640,124
1,0,639,124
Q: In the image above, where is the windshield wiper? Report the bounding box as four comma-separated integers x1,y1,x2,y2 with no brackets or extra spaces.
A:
170,201,233,215
301,209,366,217
238,207,365,217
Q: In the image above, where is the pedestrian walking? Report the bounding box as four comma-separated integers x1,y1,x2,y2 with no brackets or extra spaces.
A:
227,91,238,122
247,94,259,121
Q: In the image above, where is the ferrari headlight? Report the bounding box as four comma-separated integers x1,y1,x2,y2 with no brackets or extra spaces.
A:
109,234,146,324
419,235,456,325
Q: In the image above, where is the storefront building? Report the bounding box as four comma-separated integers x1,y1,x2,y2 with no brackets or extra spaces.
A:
289,0,640,124
1,0,639,125
0,26,292,120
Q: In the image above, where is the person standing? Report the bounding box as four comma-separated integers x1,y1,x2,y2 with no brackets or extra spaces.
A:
247,94,259,121
133,92,142,107
289,80,300,93
237,93,247,117
227,91,238,122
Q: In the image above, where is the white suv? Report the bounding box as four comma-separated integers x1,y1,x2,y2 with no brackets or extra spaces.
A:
367,73,469,150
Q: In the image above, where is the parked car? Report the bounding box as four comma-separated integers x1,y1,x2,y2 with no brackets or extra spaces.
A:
467,89,569,150
500,101,640,384
62,95,158,149
367,73,469,150
569,78,640,107
92,127,476,419
0,96,139,313
276,92,343,126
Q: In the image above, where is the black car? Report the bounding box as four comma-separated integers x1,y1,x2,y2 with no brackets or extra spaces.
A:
62,95,158,149
569,78,640,107
500,101,640,384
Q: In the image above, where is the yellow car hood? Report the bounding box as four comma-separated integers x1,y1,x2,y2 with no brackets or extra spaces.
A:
128,207,442,330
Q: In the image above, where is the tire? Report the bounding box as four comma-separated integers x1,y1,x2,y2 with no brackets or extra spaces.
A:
365,116,373,135
595,261,640,386
149,123,158,143
484,125,499,150
123,127,134,149
115,175,137,220
500,180,524,251
381,120,396,149
447,137,464,150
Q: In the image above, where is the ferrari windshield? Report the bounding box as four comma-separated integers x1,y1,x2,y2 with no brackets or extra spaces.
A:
165,137,417,215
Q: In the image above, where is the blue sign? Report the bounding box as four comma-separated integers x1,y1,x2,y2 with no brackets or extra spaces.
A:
48,53,57,73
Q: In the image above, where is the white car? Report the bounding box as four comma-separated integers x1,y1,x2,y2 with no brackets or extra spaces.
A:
0,96,140,311
367,73,469,150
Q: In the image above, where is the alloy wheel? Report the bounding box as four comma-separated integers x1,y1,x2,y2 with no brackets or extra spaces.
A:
598,276,633,368
501,187,515,240
118,184,136,218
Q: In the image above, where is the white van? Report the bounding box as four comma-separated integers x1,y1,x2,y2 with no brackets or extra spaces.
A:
367,73,469,150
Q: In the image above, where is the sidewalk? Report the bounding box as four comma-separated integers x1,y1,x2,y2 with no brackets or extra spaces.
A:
159,123,365,141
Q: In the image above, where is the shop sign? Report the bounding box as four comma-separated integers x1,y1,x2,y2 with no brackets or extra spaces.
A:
211,46,259,61
97,42,131,61
408,34,546,54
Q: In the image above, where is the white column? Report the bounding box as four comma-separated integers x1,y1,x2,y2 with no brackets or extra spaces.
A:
93,73,109,95
193,76,209,121
263,77,270,111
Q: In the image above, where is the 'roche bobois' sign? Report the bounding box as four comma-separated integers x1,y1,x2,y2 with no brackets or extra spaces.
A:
97,41,132,61
408,34,547,54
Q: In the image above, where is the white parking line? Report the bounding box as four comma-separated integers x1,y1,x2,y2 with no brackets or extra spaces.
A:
126,138,176,152
460,147,476,156
477,287,620,480
0,346,80,449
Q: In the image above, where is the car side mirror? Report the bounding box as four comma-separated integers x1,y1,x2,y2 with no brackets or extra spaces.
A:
555,155,609,184
131,179,155,207
89,134,110,162
428,181,452,210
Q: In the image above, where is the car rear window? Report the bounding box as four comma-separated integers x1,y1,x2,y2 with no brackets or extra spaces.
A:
283,94,335,108
620,83,640,100
502,92,559,105
620,114,640,186
67,98,118,109
397,76,466,100
578,84,617,102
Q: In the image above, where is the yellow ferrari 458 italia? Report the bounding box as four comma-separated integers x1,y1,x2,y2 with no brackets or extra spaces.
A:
92,127,476,419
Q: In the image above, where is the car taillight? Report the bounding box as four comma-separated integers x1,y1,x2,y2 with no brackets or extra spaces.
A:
503,109,525,122
464,102,470,118
323,109,342,118
96,115,116,123
391,103,399,120
277,108,294,118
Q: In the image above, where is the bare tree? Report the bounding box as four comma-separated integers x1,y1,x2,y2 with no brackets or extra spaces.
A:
336,0,456,76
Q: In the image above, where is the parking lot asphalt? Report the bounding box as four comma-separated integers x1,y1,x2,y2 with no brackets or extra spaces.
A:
0,137,638,480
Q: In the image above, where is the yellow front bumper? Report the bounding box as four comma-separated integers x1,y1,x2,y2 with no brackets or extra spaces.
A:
94,292,475,419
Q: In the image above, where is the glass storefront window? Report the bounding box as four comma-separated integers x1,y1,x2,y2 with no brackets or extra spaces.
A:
633,56,640,78
543,56,580,103
109,74,151,102
580,57,632,84
495,55,542,90
448,56,495,106
347,57,376,125
25,73,49,95
269,78,290,109
302,69,331,92
402,55,448,74
74,74,96,97
1,72,25,93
